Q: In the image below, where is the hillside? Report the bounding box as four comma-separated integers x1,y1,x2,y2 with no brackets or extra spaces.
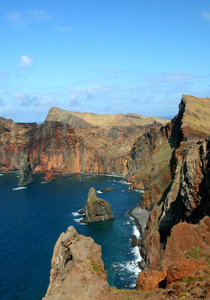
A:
45,107,169,129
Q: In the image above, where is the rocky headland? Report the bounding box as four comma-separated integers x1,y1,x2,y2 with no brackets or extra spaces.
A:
0,94,209,299
80,187,115,223
0,109,168,177
43,95,210,299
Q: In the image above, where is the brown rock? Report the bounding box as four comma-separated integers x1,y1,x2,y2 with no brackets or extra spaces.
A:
43,226,111,300
81,187,115,223
167,258,208,286
136,270,167,291
18,150,33,185
45,167,56,182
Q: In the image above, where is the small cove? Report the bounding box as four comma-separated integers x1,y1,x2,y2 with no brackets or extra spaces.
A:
0,173,143,300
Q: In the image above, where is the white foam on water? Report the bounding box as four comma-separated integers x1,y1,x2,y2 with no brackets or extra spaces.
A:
132,224,141,239
12,186,27,191
112,256,141,288
72,211,80,217
112,221,142,288
0,174,4,176
116,180,131,185
122,189,124,192
73,217,86,225
133,189,145,194
97,190,103,194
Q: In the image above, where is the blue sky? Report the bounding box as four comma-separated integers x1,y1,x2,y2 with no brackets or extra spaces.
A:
0,0,209,122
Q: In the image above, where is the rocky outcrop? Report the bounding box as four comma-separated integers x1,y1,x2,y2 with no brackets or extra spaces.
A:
128,96,210,291
101,187,115,193
43,226,112,300
127,95,210,211
18,150,33,185
45,167,56,182
80,187,115,223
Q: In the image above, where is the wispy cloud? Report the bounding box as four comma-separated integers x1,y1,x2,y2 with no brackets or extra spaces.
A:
28,9,52,21
6,11,26,28
14,92,34,106
202,12,210,21
14,92,54,107
20,55,33,68
6,9,53,28
53,26,73,33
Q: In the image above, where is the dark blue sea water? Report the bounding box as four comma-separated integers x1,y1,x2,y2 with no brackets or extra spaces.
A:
0,172,143,300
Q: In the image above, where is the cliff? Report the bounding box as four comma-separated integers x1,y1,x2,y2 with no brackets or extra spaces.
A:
126,95,210,293
80,187,115,223
0,110,168,177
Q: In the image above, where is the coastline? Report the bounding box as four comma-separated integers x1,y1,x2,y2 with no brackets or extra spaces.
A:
129,205,150,238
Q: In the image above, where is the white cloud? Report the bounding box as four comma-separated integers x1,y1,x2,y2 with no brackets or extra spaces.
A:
14,92,55,107
28,10,52,21
53,26,73,33
20,55,33,68
35,97,54,106
6,11,21,22
6,11,26,27
6,9,52,28
14,92,34,106
202,12,210,21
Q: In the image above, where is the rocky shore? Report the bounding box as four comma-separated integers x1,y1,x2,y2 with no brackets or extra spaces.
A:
0,94,209,299
129,206,150,238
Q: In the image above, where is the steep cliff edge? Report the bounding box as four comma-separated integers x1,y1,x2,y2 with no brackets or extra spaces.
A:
127,95,210,292
42,95,210,299
0,110,168,176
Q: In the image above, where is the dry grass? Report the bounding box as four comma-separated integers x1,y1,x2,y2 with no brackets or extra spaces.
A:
182,95,210,135
46,107,169,129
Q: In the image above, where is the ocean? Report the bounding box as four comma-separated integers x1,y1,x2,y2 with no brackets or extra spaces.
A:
0,172,143,300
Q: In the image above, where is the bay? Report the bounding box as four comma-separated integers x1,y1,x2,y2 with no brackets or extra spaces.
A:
0,172,142,300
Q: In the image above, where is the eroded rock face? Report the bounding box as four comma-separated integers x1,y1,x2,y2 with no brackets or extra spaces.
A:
0,110,168,176
81,187,115,223
43,226,111,300
45,167,56,182
129,96,210,291
18,150,33,185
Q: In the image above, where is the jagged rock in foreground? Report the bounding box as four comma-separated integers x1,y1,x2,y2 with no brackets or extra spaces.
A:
43,226,210,300
43,226,112,300
80,187,115,223
18,150,33,185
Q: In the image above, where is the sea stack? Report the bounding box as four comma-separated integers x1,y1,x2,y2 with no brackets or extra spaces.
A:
80,187,115,223
18,150,33,186
44,167,56,182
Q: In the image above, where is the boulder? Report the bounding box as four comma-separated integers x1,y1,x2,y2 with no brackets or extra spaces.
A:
80,187,115,223
101,187,115,193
